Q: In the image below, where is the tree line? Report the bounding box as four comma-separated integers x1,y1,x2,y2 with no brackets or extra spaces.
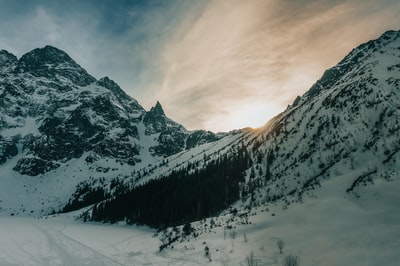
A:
90,146,252,228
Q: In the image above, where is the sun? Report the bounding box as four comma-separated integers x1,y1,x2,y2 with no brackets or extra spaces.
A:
205,102,283,132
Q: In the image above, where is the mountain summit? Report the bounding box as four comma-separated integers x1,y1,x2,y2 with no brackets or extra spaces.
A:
296,29,400,105
0,46,224,197
0,50,17,72
150,101,165,117
14,45,96,86
18,45,76,67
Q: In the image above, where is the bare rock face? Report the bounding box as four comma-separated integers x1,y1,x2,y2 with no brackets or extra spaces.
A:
0,46,223,175
0,136,18,164
13,157,60,176
15,45,96,86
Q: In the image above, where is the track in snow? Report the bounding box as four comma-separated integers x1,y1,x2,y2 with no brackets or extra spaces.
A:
0,217,129,266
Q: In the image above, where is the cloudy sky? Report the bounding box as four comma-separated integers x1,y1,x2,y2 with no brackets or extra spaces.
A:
1,0,400,132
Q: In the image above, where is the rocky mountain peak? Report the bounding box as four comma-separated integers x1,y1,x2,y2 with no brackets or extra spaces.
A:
94,77,146,117
97,76,119,89
0,49,17,64
151,101,165,117
19,45,73,65
15,45,96,86
0,45,224,176
295,29,400,107
380,29,400,41
143,101,168,132
0,50,18,73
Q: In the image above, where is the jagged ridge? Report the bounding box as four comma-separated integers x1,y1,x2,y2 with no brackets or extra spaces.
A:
82,30,400,228
0,45,225,215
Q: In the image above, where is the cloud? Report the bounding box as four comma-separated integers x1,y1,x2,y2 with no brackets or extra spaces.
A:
1,0,399,132
0,0,204,99
0,3,103,72
152,0,400,131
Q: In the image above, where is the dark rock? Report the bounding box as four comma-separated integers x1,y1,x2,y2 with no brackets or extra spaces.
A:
15,45,96,86
13,157,60,176
0,46,223,175
0,50,18,73
0,137,18,164
186,130,220,150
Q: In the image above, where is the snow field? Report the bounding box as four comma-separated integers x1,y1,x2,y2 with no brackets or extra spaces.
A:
0,171,398,266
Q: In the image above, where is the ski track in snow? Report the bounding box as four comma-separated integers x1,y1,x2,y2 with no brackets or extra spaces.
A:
0,217,124,266
33,223,124,266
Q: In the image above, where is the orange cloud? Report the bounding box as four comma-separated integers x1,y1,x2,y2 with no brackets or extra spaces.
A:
150,0,400,131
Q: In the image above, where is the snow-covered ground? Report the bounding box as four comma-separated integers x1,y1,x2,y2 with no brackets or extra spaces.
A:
1,172,398,266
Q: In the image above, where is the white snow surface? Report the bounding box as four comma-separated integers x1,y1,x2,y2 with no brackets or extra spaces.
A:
0,172,398,266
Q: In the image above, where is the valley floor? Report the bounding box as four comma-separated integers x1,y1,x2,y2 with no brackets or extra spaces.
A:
0,174,399,266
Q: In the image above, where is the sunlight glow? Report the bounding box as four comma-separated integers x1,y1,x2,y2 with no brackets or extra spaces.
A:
204,102,283,132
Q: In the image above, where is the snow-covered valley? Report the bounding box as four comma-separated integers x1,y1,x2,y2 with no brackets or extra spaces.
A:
1,170,399,266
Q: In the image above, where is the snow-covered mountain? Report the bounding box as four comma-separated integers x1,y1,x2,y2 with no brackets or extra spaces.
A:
1,30,399,266
0,45,224,214
79,30,400,228
1,30,399,229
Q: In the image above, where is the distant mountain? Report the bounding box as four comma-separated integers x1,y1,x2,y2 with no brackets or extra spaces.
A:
0,45,224,175
83,30,400,228
0,45,225,214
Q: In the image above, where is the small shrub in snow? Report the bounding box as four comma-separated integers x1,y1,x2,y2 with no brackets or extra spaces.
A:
245,251,257,266
204,246,211,261
277,239,284,254
230,229,236,240
282,254,300,266
182,222,193,236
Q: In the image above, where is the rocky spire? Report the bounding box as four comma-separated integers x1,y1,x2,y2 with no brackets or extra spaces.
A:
143,101,169,133
151,101,165,117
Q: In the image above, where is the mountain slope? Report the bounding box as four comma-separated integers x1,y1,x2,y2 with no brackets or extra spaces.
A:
85,30,400,228
256,29,400,200
0,45,224,214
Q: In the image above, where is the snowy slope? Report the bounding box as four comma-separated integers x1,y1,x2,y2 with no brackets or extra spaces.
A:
0,172,398,265
78,30,400,232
